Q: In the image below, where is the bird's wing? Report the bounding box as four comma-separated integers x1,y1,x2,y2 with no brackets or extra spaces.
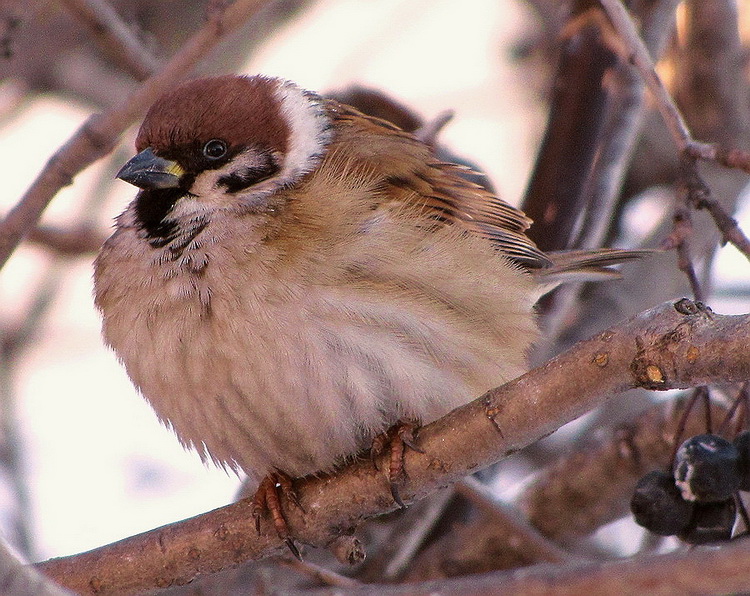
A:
327,101,551,269
327,102,651,277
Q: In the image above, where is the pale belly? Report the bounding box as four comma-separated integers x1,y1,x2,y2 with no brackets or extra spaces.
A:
105,278,531,480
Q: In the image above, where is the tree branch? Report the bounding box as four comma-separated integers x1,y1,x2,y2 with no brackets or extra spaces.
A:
0,540,74,596
520,396,728,541
600,0,750,174
36,299,750,594
58,0,160,80
25,225,106,257
402,478,574,581
599,0,692,150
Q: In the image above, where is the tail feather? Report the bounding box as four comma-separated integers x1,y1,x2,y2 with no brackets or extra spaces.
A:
532,248,655,286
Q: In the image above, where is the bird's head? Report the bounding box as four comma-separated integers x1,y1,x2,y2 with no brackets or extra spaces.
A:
117,75,333,242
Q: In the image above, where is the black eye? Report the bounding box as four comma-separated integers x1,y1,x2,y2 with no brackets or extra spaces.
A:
203,139,227,160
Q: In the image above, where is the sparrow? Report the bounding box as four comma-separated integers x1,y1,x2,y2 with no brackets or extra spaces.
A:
94,74,639,545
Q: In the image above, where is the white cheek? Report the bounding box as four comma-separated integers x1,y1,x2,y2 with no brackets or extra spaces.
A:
187,166,229,199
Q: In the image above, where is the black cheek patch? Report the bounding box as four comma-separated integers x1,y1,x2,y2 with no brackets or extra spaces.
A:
217,157,279,193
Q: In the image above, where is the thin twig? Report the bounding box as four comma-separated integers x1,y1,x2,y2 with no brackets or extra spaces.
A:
737,384,750,434
598,0,695,152
571,1,679,250
382,488,455,580
279,558,362,589
735,492,750,537
58,0,160,80
0,0,272,271
693,194,750,260
685,144,750,176
702,386,713,434
521,396,730,542
680,154,750,264
403,478,576,580
525,0,678,364
456,478,573,563
673,154,750,273
659,156,705,299
659,205,700,300
668,387,707,471
717,383,750,437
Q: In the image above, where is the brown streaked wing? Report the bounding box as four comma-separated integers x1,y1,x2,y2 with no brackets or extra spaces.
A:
328,101,550,269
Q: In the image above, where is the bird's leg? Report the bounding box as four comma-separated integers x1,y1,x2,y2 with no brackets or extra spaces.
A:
251,470,304,559
370,420,425,509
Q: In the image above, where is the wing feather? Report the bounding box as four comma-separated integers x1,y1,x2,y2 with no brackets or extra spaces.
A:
328,102,550,269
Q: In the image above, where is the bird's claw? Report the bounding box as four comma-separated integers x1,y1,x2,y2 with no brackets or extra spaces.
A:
251,471,303,559
370,421,423,509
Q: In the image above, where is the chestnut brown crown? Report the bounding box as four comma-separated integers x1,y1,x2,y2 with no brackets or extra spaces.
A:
136,76,290,170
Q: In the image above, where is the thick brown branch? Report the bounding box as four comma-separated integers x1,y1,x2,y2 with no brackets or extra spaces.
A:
0,0,270,271
36,300,750,594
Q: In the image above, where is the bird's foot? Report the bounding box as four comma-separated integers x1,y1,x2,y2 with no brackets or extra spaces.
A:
370,420,424,509
251,470,304,559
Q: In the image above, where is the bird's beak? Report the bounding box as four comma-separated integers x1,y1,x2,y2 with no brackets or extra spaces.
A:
116,148,185,190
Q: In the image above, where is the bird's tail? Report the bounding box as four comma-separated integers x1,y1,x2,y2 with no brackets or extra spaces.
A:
532,248,654,287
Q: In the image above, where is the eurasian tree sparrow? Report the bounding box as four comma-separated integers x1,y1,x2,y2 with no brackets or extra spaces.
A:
94,74,639,545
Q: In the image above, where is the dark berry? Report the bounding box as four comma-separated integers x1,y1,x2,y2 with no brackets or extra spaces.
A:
733,431,750,491
673,434,740,502
678,499,736,544
631,470,694,535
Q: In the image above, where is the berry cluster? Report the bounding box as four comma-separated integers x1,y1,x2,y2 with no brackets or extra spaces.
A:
631,432,750,543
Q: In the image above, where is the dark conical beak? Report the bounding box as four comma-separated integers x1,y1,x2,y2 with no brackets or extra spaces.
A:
116,148,185,189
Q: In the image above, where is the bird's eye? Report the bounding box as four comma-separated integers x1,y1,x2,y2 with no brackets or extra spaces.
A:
203,139,227,160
